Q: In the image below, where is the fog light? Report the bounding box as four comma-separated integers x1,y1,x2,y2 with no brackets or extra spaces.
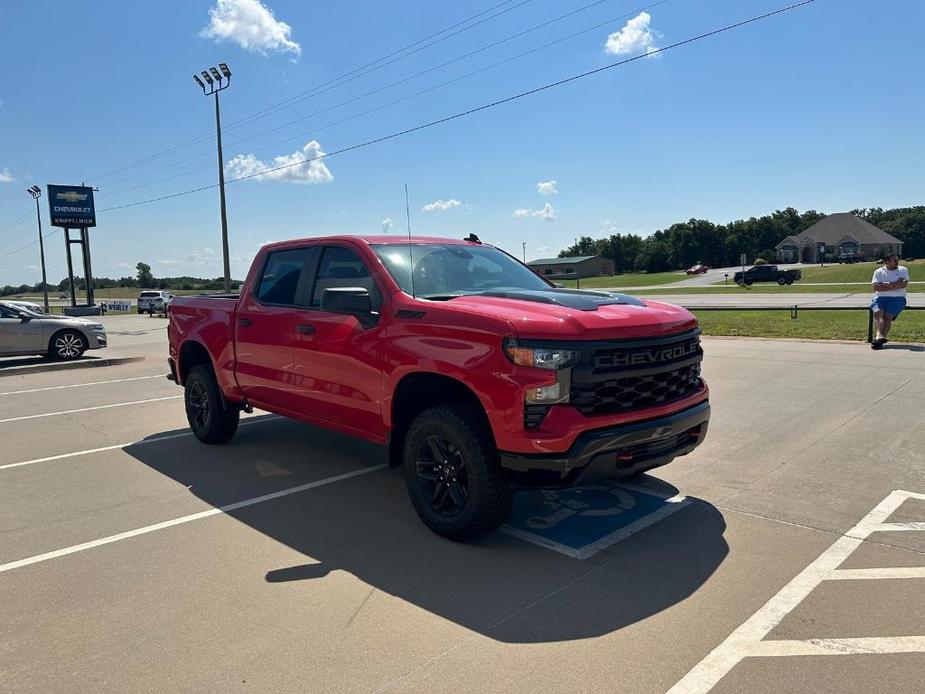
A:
526,383,562,403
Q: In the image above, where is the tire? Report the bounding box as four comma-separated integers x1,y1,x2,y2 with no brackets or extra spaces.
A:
736,279,744,286
184,364,240,444
777,277,787,285
786,280,794,285
48,329,86,361
403,404,513,541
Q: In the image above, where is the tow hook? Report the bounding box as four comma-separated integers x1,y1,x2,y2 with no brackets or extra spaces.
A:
241,400,254,414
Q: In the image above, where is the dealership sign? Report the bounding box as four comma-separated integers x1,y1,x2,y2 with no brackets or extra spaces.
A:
47,184,96,228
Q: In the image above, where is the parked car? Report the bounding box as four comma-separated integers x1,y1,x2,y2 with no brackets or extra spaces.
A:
137,290,174,314
0,300,107,360
733,265,801,286
167,235,710,540
686,264,709,275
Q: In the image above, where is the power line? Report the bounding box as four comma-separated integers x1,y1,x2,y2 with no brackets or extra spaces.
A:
87,0,534,182
100,0,668,196
97,1,815,215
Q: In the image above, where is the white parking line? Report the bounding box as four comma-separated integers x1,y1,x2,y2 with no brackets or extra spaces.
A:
0,374,165,396
0,414,281,471
667,489,925,694
0,464,385,575
0,396,182,424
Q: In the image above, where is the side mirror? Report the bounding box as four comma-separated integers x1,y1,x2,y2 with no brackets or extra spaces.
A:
19,314,32,322
321,287,372,316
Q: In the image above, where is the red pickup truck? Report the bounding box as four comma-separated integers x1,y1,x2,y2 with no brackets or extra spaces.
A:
167,235,709,540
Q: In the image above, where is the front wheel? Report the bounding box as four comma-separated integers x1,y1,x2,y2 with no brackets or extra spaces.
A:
777,277,787,285
48,329,86,361
403,405,513,541
184,365,240,444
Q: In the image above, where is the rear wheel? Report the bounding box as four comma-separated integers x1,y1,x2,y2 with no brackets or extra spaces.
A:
403,405,513,541
184,364,240,444
777,277,787,285
48,329,86,361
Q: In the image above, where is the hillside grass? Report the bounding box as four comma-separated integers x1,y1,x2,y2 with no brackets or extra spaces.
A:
634,284,925,295
694,309,925,342
555,271,686,289
784,259,925,283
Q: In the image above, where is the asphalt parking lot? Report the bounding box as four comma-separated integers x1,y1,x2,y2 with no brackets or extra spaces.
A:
1,315,924,693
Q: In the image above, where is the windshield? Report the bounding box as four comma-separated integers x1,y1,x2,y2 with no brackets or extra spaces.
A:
372,244,551,298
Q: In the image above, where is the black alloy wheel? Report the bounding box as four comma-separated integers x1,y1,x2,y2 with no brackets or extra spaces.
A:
187,377,211,431
415,435,470,517
184,364,240,444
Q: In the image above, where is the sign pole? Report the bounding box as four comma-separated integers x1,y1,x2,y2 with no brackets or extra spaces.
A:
63,228,77,308
80,227,95,307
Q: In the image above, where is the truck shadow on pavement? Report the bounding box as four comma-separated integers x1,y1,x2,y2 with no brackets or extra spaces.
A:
125,415,728,644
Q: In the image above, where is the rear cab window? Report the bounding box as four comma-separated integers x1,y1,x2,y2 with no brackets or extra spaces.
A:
255,247,310,306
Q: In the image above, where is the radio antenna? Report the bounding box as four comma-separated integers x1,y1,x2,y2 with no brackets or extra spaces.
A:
404,182,415,298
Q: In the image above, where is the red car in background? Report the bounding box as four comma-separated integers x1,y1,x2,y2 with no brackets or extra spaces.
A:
686,264,709,275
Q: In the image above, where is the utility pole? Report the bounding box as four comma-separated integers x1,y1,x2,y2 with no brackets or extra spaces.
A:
522,241,526,263
194,63,232,293
26,186,49,312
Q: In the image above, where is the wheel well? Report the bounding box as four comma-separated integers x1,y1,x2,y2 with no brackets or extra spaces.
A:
178,341,213,384
388,372,492,467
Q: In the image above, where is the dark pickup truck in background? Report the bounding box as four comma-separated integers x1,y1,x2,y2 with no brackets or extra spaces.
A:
733,264,801,286
167,235,710,540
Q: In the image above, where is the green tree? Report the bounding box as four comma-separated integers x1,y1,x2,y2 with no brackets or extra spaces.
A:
136,262,154,287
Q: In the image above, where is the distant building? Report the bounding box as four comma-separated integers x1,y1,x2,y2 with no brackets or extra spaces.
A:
776,213,903,263
527,255,615,279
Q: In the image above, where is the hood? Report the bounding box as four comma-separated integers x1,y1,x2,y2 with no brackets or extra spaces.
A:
442,289,697,340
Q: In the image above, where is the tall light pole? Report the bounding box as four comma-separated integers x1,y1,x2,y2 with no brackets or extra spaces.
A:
26,185,49,312
522,241,526,263
194,63,232,293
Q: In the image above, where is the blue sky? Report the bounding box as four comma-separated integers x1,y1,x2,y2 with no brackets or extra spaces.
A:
1,0,922,285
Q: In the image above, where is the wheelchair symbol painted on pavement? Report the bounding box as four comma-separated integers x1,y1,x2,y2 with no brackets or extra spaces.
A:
525,484,637,530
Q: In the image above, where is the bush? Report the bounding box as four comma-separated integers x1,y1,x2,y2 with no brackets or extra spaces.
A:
753,258,767,265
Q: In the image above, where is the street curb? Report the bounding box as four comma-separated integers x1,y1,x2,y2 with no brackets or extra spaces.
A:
0,355,146,378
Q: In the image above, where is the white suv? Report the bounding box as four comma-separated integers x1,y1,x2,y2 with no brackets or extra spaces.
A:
137,290,174,314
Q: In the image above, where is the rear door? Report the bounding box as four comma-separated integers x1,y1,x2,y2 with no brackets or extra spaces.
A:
234,246,316,412
289,245,386,440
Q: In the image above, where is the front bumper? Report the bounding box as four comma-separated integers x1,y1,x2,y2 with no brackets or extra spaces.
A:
498,401,710,488
87,329,107,349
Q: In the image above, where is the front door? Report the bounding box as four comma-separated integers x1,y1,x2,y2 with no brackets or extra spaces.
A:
290,245,386,441
0,304,44,356
234,246,315,412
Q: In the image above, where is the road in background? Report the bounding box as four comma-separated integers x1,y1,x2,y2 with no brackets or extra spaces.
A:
1,318,924,693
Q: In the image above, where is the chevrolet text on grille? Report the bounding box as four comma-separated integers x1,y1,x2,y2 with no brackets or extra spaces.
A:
611,341,700,367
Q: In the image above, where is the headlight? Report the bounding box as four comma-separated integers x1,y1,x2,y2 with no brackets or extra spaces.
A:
503,339,580,370
88,323,104,330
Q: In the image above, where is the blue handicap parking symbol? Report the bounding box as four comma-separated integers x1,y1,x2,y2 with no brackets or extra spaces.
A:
501,482,689,559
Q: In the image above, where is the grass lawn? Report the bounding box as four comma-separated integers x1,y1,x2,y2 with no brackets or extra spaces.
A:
8,288,225,301
776,259,925,283
635,283,925,295
694,309,925,342
555,271,685,289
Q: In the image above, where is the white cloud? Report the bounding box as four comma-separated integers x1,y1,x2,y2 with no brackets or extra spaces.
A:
604,12,660,57
536,245,552,253
155,248,217,272
601,220,619,234
422,198,462,212
200,0,301,56
24,265,38,272
0,168,14,183
225,140,333,184
513,203,557,222
382,217,394,233
536,180,558,195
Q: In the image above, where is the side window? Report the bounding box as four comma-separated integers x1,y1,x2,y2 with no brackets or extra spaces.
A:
255,248,309,306
0,305,20,319
311,247,381,309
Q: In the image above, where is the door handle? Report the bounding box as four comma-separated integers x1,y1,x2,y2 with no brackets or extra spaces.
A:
237,318,252,327
296,323,316,335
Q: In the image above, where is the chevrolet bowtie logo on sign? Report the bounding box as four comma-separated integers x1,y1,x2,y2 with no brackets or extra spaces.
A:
47,184,96,228
56,191,88,203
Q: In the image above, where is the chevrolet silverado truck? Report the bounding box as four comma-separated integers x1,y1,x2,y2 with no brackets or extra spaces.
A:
167,236,709,540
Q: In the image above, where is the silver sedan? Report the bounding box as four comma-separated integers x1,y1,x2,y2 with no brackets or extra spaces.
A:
0,301,108,360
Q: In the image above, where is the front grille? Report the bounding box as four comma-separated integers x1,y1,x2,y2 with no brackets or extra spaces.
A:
570,331,703,417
